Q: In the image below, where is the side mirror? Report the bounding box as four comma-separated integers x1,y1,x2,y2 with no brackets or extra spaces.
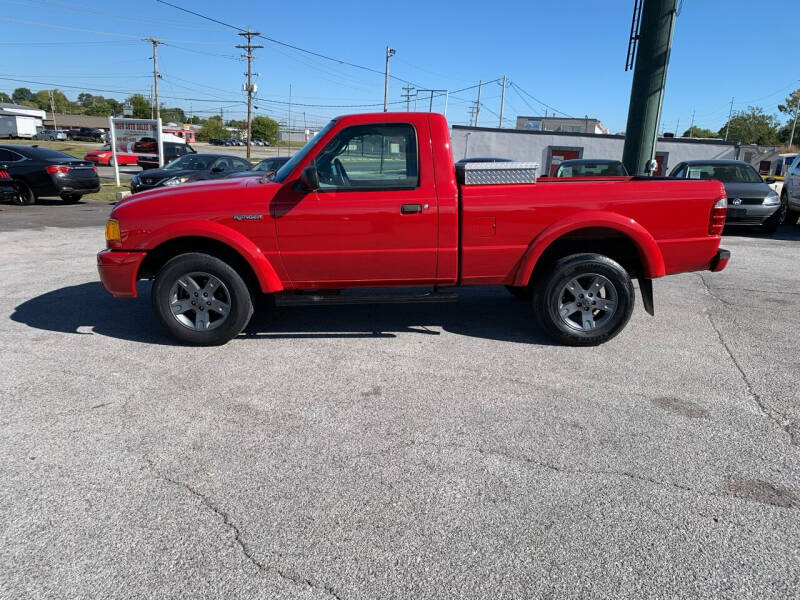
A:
299,165,319,192
764,177,776,184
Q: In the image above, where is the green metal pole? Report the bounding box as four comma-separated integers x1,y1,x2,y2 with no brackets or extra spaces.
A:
622,0,678,176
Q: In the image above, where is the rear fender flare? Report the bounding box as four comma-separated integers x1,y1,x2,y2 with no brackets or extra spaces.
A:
140,221,283,293
513,211,666,286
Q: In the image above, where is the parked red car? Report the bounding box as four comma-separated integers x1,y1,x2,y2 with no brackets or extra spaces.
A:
98,112,729,346
84,145,138,167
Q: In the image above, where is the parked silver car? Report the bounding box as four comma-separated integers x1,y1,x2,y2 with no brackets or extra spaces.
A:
669,160,783,233
33,129,68,141
780,154,800,226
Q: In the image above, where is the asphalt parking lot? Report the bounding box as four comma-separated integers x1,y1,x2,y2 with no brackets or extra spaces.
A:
1,202,798,599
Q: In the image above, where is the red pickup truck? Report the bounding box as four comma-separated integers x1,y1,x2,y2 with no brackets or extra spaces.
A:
98,112,730,346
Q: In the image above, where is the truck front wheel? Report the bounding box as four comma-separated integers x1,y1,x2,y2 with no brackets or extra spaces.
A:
533,253,634,346
151,253,254,346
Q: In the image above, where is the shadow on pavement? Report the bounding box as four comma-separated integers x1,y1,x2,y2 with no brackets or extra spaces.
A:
10,281,555,346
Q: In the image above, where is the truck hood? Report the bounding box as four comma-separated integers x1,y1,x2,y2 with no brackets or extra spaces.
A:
116,176,276,208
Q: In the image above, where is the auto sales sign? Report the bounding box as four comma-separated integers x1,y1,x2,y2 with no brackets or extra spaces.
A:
108,117,163,185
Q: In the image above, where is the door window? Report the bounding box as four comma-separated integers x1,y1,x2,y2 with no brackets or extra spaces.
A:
314,123,418,191
211,157,233,172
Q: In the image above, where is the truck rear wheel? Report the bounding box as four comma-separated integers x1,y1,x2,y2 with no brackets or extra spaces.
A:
151,253,254,346
533,253,634,346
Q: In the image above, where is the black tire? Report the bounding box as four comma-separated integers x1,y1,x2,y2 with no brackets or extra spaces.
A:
760,194,787,233
11,180,35,205
60,193,82,204
151,252,254,346
533,253,635,346
504,284,532,300
783,190,799,226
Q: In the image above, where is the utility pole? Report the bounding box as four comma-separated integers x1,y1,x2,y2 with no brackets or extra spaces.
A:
621,0,678,175
236,28,263,160
474,80,482,127
688,109,695,137
48,90,57,131
401,85,414,111
143,38,164,121
468,104,477,127
498,76,507,128
150,85,154,119
788,98,799,148
288,84,292,138
383,46,395,112
674,118,679,137
724,97,734,141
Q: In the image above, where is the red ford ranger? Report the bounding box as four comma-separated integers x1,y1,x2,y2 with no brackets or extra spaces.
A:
98,112,730,346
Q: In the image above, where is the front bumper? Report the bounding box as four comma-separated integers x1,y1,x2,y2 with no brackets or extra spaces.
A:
97,250,147,297
725,204,778,226
709,248,730,272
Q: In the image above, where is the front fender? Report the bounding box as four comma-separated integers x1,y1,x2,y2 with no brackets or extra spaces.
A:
139,220,284,293
512,211,666,286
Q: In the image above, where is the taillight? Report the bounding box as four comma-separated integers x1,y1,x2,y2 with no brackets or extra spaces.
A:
92,165,97,172
0,169,9,178
709,196,727,235
46,165,70,175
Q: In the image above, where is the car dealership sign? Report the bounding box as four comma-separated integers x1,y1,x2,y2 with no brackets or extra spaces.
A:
108,117,163,185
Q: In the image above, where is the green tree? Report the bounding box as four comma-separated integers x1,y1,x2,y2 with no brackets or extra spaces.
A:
125,94,152,119
12,87,34,104
718,106,780,145
681,127,718,139
188,115,202,125
778,88,800,124
196,118,228,141
160,106,187,123
251,115,279,143
0,92,11,103
85,101,114,117
34,89,69,113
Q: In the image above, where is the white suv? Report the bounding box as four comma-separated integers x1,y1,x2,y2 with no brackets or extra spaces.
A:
782,154,800,225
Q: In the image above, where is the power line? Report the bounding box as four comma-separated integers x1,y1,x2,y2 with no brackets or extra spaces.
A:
154,0,421,87
509,81,574,118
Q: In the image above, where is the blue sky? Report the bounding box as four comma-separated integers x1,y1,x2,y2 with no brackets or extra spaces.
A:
1,0,798,133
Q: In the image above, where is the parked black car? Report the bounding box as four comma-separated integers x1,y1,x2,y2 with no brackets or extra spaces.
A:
137,142,197,170
68,127,107,142
0,145,100,204
225,155,291,179
669,159,783,233
130,153,253,193
555,159,628,177
0,165,18,203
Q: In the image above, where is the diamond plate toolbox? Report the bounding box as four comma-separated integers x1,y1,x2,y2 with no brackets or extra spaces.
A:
458,162,540,185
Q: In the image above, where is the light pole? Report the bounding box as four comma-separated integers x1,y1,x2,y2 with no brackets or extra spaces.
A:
383,46,395,112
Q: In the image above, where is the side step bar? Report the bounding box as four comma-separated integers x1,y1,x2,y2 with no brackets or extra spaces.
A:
275,290,458,307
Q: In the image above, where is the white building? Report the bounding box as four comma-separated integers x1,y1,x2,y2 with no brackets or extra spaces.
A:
452,125,781,177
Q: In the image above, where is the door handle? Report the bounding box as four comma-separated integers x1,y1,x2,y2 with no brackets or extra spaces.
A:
401,203,423,214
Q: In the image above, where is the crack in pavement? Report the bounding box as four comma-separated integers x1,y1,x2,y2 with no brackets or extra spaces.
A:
143,456,344,600
696,274,798,446
349,440,799,510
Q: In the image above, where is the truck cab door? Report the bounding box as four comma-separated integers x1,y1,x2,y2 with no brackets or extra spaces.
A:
273,122,438,288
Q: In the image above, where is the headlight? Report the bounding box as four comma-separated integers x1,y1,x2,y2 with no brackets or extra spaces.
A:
163,176,189,187
763,191,779,206
105,218,121,243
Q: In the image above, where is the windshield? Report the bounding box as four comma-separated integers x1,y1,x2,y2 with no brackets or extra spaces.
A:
164,154,214,170
683,163,763,183
273,120,337,183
